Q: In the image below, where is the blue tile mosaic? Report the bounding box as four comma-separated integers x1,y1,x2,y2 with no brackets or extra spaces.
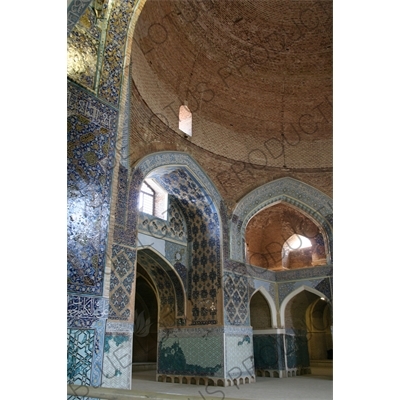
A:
154,167,222,325
274,265,333,281
67,329,95,386
67,0,93,35
67,295,109,328
98,0,136,106
253,334,285,371
108,244,136,321
67,295,107,387
285,333,310,369
223,272,250,326
67,5,101,91
158,335,223,377
67,81,118,295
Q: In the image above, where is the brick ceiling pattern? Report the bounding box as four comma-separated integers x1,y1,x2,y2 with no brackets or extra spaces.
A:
131,0,332,169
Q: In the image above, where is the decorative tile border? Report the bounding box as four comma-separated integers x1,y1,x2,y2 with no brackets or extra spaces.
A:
67,0,93,35
107,244,136,321
98,0,136,106
106,320,134,333
67,295,109,328
274,265,333,281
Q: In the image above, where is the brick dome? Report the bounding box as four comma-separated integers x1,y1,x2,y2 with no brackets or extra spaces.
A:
131,0,332,169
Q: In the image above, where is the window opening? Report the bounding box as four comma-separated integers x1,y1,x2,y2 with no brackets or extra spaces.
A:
138,179,169,220
179,104,192,137
283,234,312,252
139,181,155,215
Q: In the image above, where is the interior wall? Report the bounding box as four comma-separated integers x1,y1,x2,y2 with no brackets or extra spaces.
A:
67,0,332,389
129,82,332,214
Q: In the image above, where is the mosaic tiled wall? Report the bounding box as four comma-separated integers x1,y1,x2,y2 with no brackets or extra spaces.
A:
155,167,223,326
67,0,93,35
100,321,134,389
102,333,132,389
253,334,285,371
223,272,250,326
165,241,188,283
67,295,108,387
137,209,187,244
98,0,136,106
67,81,118,295
225,259,276,281
224,327,255,381
67,5,101,91
158,328,224,377
225,259,332,285
67,329,95,386
108,244,136,321
68,0,137,105
285,332,310,369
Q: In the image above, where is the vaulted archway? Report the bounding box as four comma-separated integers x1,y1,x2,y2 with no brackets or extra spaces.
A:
245,202,327,271
231,177,333,264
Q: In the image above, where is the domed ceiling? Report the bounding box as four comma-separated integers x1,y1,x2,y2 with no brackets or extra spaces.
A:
131,0,332,169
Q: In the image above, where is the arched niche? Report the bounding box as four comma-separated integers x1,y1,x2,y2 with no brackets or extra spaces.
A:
231,177,333,264
280,286,332,373
250,287,277,329
136,247,186,324
108,151,227,326
306,298,333,361
132,268,158,364
280,285,332,329
245,202,327,271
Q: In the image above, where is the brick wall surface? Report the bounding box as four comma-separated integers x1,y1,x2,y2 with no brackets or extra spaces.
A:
127,0,332,211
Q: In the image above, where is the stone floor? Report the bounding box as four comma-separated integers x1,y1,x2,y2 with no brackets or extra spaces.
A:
68,368,333,400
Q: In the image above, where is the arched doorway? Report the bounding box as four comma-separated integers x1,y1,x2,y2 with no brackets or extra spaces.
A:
132,264,158,372
306,297,333,375
250,289,284,378
283,288,333,377
250,291,272,330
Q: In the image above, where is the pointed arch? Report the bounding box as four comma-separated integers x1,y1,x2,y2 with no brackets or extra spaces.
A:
136,245,187,318
279,285,331,328
117,151,226,249
108,151,228,327
250,287,278,328
230,177,333,264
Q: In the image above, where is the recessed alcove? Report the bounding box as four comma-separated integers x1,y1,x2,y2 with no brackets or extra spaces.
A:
245,203,327,270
